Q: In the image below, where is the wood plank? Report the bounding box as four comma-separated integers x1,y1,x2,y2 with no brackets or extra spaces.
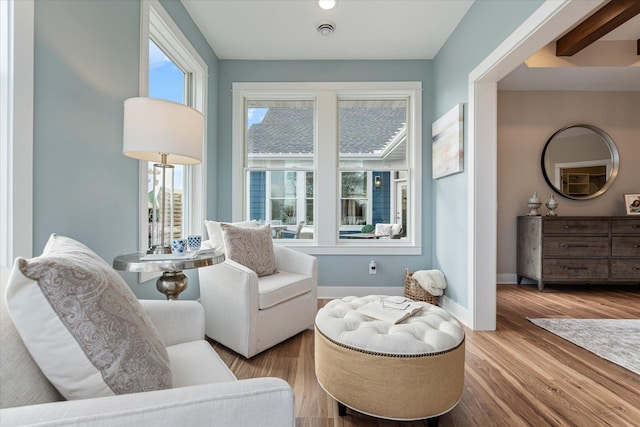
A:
556,0,640,56
208,284,640,426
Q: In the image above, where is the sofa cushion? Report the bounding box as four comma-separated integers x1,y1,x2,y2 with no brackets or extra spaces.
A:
4,234,172,400
258,271,314,309
167,340,236,387
221,224,277,277
0,266,63,409
205,219,258,252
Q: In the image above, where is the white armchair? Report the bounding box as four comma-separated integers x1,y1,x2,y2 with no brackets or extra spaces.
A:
1,263,295,427
199,244,317,358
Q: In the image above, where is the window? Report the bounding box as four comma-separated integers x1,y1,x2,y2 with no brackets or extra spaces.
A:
245,100,314,238
269,171,300,225
147,38,187,244
338,99,408,237
340,172,368,227
139,1,207,255
233,82,421,255
1,0,34,266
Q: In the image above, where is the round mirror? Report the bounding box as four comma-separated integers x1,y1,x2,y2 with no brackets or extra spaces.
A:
541,124,619,200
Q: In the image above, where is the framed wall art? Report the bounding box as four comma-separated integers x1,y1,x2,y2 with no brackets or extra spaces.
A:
624,194,640,215
432,103,463,179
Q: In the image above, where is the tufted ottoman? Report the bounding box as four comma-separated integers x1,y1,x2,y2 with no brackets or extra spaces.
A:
314,295,465,424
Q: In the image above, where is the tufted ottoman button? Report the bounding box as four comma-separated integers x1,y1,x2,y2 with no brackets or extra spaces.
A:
314,295,465,423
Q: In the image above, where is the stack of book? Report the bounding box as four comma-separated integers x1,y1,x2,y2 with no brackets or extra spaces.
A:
357,297,422,324
140,248,217,261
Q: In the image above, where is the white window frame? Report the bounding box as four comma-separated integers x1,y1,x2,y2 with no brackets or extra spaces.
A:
1,0,34,267
232,82,421,256
138,1,207,278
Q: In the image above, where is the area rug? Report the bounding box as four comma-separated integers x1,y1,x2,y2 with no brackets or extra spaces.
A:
528,318,640,375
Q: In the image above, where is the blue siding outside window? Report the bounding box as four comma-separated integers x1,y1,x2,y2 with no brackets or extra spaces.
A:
249,171,266,221
372,171,390,225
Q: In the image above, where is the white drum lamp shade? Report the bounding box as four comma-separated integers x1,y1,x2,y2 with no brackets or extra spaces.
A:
123,97,203,165
123,97,204,254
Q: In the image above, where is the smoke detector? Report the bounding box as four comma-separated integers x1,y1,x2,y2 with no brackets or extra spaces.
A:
317,21,335,36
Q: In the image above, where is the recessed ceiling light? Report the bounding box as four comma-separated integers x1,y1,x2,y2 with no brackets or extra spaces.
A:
318,0,336,10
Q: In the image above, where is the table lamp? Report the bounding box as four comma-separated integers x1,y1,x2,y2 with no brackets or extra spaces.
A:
123,97,203,254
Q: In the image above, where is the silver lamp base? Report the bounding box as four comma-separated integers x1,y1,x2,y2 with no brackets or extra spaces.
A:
156,271,188,300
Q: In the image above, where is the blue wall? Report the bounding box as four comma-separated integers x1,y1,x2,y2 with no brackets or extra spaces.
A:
33,0,140,273
217,60,433,287
431,0,544,308
33,0,218,300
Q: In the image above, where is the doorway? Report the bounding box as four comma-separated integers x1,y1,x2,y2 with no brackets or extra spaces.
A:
395,180,407,238
468,0,605,330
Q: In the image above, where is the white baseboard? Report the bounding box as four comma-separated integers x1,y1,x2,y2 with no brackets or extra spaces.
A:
497,274,517,284
497,274,540,286
440,295,470,328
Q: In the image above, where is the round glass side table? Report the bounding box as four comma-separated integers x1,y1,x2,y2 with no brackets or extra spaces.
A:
113,250,225,300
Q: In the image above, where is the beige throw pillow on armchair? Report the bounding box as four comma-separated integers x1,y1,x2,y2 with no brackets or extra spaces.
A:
221,224,278,277
204,219,258,252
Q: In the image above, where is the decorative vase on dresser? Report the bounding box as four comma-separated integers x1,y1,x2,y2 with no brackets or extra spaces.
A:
517,216,640,291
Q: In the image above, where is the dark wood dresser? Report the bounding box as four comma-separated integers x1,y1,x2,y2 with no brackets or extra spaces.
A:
517,216,640,291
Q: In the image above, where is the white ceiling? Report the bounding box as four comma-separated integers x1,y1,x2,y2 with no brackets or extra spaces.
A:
181,0,473,60
500,13,640,91
181,0,640,90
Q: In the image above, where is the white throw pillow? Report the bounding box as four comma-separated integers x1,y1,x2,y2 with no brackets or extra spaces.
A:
4,234,172,400
204,219,258,252
375,223,392,236
221,224,278,277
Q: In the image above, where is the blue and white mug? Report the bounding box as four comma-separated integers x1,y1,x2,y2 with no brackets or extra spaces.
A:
171,238,187,254
187,235,202,252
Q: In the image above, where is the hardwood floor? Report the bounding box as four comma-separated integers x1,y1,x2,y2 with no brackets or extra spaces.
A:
208,284,640,426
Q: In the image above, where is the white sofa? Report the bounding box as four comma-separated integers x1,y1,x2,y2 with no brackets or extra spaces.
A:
0,264,295,426
199,243,317,358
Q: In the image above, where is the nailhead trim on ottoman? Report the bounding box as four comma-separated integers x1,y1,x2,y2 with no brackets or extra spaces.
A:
314,295,465,421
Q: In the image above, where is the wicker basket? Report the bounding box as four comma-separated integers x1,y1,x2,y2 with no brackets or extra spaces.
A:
404,268,439,305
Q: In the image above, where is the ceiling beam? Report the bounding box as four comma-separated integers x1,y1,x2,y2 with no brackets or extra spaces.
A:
556,0,640,56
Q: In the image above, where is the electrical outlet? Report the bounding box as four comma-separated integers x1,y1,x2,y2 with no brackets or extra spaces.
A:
369,260,377,274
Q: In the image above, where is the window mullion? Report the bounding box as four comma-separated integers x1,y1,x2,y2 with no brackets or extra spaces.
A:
296,172,305,226
367,172,373,225
315,91,337,245
265,171,271,221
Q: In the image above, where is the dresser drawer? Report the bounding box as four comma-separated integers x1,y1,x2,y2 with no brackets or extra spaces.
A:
611,260,640,280
543,236,608,257
543,219,609,235
543,259,608,279
612,237,640,257
612,219,640,235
